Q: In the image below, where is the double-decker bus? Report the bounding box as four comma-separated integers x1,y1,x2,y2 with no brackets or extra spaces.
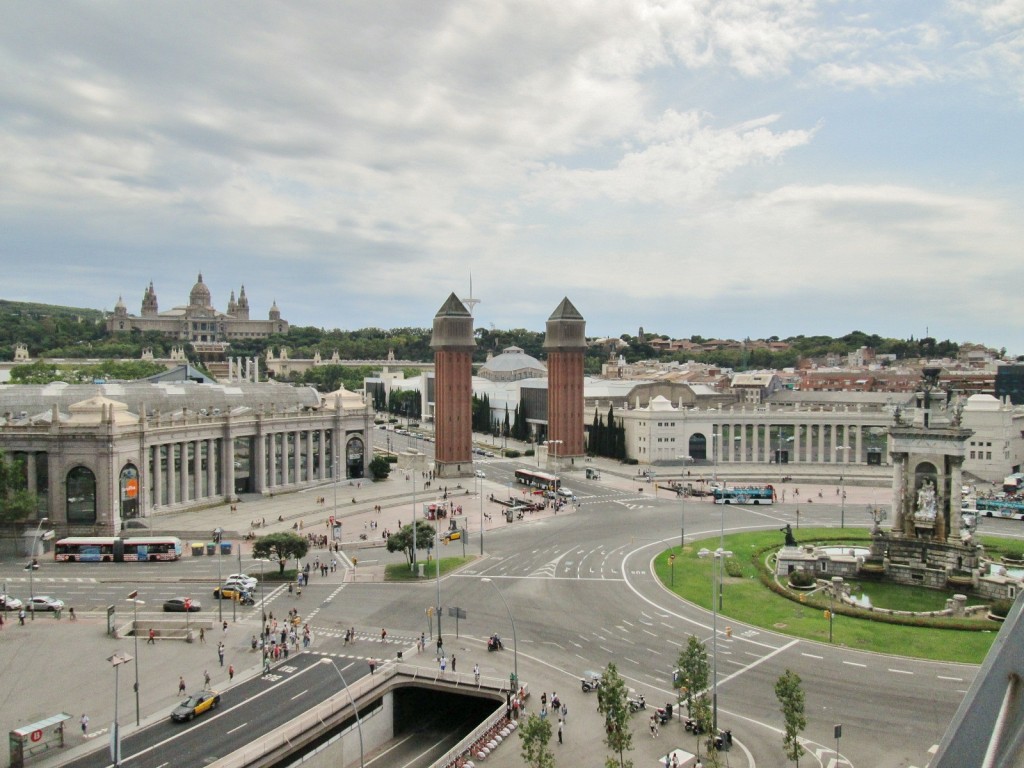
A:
713,485,776,505
54,536,183,563
977,497,1024,520
514,469,561,490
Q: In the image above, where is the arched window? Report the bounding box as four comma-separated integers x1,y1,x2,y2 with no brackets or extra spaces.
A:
66,466,97,524
120,464,140,520
346,436,364,479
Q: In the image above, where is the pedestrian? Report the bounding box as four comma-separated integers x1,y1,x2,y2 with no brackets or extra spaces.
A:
223,620,228,633
148,627,156,644
80,714,89,734
228,664,235,681
218,642,225,666
18,608,25,626
381,628,387,643
557,718,563,744
451,654,456,672
178,676,186,696
440,656,447,673
650,714,658,738
473,663,480,684
203,669,211,688
199,627,205,643
561,703,568,722
69,607,76,621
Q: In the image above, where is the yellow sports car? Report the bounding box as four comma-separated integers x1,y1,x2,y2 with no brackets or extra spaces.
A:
171,691,221,722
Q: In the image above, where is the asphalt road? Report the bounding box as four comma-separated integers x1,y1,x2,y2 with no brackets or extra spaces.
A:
6,454,1021,767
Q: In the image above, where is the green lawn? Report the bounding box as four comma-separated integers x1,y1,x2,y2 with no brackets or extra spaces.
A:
656,529,1001,664
385,555,475,581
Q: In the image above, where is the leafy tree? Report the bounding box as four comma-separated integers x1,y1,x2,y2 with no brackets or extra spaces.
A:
596,662,634,768
368,455,392,481
774,669,807,765
0,451,38,524
518,712,555,768
676,635,709,717
385,520,437,565
252,532,310,574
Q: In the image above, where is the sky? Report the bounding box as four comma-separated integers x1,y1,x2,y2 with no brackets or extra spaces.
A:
2,1,1023,354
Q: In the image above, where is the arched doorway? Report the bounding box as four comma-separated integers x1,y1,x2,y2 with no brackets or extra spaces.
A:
346,436,365,479
119,464,140,521
689,434,708,461
66,466,97,525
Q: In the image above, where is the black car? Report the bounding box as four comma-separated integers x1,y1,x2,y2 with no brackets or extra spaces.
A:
163,597,202,612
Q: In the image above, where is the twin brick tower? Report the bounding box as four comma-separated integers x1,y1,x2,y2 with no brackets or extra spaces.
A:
430,293,586,478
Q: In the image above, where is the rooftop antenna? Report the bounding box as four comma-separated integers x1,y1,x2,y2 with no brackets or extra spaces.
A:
461,273,481,318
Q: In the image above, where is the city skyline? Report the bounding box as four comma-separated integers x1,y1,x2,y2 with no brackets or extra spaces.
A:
2,2,1022,354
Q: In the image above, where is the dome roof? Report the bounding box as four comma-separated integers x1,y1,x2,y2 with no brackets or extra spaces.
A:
189,273,212,308
479,346,546,374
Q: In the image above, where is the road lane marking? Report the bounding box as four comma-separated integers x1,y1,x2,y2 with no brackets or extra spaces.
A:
801,653,823,659
937,675,963,682
842,661,867,668
227,723,248,735
889,669,913,675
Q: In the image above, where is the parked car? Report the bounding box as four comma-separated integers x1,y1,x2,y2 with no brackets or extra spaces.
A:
170,690,221,722
163,597,202,613
0,594,24,611
29,596,65,612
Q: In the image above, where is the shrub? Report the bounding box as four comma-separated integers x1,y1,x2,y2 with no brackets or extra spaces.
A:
725,558,745,578
623,458,639,465
789,570,816,587
990,599,1013,618
505,449,521,458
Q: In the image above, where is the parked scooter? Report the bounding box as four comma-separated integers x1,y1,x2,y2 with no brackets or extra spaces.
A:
654,703,673,725
627,693,646,713
684,716,704,734
581,674,601,693
711,729,733,751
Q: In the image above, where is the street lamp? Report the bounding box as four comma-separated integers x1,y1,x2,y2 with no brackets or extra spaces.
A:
676,455,693,553
126,592,144,726
26,517,49,621
319,658,365,768
478,474,485,557
214,527,224,623
835,447,846,528
709,548,732,733
255,557,269,669
108,651,133,767
481,578,517,688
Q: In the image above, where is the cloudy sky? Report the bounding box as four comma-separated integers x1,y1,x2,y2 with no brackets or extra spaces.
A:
2,1,1023,353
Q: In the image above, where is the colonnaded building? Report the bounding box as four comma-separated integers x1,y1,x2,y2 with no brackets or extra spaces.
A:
0,378,371,540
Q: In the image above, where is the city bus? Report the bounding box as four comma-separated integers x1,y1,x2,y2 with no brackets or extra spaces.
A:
54,536,183,563
713,485,776,505
514,469,561,490
977,497,1024,520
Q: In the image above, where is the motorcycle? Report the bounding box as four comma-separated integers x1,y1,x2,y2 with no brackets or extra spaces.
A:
580,673,601,693
627,693,646,713
487,634,504,652
684,716,704,734
711,729,733,751
654,703,673,726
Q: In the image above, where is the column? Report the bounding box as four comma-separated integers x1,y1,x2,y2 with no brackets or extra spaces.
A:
193,440,202,501
206,439,216,498
254,434,267,493
222,435,235,499
739,423,748,463
318,429,327,480
763,426,771,465
306,431,314,481
854,425,863,464
892,453,907,534
268,433,277,488
293,431,301,485
793,425,801,464
950,458,964,541
152,446,163,508
180,442,190,503
167,444,177,506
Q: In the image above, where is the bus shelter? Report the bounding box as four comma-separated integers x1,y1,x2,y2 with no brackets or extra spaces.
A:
9,713,71,767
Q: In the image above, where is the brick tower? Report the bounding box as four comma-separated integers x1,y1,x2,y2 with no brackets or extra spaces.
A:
430,293,476,478
543,297,586,465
